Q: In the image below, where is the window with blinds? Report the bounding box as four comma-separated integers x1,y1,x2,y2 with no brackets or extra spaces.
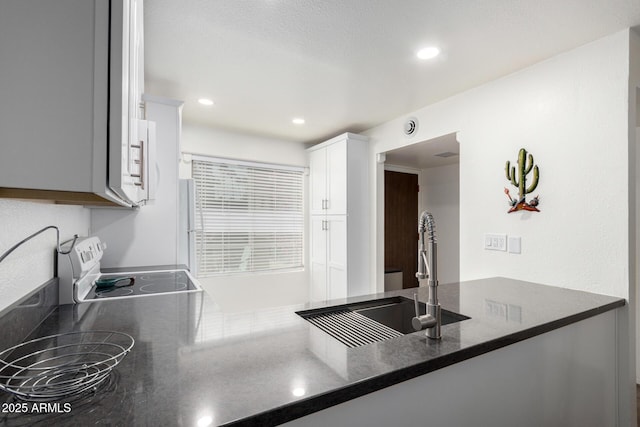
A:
192,157,304,276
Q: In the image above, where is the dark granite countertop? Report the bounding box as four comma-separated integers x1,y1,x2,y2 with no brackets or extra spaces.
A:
0,277,625,426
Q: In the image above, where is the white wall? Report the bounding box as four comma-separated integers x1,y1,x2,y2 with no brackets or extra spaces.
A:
365,29,631,298
421,163,460,284
180,124,308,178
364,29,635,424
180,124,309,311
630,28,640,386
0,200,89,312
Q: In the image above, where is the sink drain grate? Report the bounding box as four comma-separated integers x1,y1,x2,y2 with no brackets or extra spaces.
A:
303,309,403,348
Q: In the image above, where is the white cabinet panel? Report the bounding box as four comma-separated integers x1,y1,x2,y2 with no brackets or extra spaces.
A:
109,0,148,205
310,217,328,302
309,148,327,215
312,216,348,301
327,216,347,268
325,141,347,215
327,216,347,300
0,0,103,193
310,139,348,215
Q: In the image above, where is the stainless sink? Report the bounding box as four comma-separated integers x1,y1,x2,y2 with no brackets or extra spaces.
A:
354,296,469,333
297,296,469,347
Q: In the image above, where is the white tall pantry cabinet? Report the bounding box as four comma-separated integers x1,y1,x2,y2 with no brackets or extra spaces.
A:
308,133,369,302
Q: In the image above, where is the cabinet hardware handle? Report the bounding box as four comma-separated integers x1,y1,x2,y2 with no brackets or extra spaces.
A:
139,139,144,190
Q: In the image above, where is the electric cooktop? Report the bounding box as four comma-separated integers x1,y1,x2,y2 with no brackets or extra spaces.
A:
58,236,203,304
85,270,200,300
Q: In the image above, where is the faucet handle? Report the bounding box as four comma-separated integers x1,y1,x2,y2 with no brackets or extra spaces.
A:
412,293,436,331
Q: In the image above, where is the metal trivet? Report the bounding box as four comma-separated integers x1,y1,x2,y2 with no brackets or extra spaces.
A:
0,331,134,402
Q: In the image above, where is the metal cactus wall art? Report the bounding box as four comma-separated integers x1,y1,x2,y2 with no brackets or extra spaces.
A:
504,148,540,213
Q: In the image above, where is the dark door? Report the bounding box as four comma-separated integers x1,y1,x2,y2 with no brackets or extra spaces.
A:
384,170,418,289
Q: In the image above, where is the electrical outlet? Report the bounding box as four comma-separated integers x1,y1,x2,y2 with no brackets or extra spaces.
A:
484,233,507,251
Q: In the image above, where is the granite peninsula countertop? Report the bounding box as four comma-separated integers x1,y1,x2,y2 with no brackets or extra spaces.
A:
0,277,625,426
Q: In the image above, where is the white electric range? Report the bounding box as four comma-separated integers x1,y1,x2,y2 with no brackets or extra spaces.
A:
58,236,202,304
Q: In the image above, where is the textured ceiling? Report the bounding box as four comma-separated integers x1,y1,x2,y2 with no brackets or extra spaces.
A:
145,0,640,145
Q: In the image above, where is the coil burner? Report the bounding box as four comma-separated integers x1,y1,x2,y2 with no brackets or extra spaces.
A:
0,331,134,402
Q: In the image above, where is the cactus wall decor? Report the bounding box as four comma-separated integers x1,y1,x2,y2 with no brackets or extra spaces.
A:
504,148,540,213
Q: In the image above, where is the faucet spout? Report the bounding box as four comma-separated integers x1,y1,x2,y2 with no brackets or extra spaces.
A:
413,211,441,339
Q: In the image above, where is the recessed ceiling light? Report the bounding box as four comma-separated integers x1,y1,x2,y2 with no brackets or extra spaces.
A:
198,98,214,106
292,118,305,125
197,416,213,427
416,47,440,60
292,387,306,397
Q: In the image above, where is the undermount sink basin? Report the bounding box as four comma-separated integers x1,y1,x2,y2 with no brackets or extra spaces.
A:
297,296,470,347
353,296,469,334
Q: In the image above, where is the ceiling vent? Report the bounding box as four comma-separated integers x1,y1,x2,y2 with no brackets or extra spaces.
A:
434,151,459,158
403,117,419,137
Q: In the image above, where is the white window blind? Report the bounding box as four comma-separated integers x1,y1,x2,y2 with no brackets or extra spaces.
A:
192,157,304,276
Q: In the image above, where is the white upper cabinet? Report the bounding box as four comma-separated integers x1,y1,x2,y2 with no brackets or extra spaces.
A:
0,0,148,207
309,133,366,216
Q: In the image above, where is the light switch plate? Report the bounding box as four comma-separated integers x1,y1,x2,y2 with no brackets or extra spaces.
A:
484,233,507,251
508,237,521,254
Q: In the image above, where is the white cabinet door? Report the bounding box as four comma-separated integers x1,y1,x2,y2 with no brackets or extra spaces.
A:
325,140,347,215
129,0,145,120
310,216,348,302
309,149,327,215
309,139,347,216
310,216,328,301
109,0,147,205
0,0,106,193
327,216,347,300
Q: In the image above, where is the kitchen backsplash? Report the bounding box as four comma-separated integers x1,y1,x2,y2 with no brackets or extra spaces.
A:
0,200,89,313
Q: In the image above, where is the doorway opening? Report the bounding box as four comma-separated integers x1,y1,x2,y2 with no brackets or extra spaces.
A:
382,133,460,292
